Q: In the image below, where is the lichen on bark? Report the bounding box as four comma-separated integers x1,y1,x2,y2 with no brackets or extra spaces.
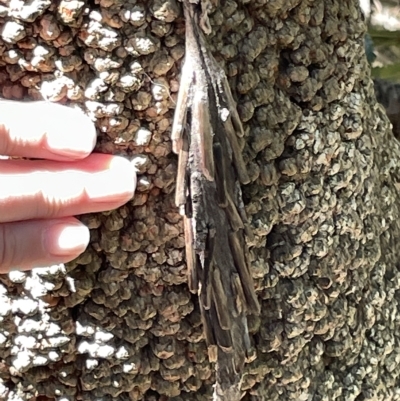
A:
0,1,399,401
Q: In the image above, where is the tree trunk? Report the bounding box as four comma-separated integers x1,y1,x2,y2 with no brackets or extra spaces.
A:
0,1,398,401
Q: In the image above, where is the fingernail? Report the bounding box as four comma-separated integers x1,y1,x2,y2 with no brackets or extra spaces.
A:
87,156,137,202
43,103,96,157
44,223,90,256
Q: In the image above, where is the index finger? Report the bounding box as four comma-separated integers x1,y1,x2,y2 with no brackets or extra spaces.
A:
0,100,96,161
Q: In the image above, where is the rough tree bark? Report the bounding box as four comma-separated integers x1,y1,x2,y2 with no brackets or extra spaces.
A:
0,1,398,401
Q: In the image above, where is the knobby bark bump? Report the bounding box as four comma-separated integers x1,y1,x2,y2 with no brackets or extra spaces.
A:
0,1,399,401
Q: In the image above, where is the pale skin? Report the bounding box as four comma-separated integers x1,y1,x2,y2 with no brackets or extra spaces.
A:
0,100,136,273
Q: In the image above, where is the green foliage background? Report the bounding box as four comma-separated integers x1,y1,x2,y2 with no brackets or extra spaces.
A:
367,1,400,81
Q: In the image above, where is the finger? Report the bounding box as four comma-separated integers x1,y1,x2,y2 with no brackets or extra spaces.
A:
0,153,136,223
0,217,89,272
0,100,96,160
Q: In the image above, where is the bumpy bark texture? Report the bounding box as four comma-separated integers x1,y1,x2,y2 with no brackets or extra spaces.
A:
0,1,399,401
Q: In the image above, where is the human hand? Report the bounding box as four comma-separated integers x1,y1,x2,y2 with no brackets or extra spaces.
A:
0,101,136,272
